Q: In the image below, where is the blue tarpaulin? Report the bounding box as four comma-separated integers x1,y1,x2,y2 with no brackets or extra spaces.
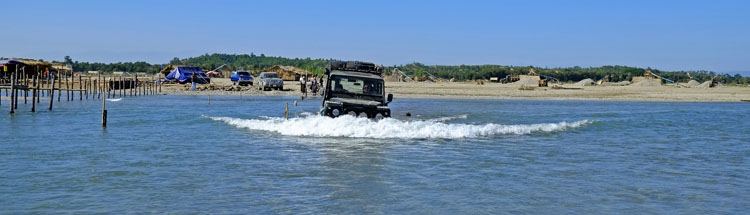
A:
165,66,210,84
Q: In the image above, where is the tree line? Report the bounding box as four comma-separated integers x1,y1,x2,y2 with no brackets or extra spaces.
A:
389,63,750,85
52,54,748,85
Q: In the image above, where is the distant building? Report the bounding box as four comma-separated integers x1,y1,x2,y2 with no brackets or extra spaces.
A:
254,65,309,81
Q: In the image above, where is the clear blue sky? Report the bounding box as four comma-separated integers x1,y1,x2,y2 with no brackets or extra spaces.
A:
3,0,749,74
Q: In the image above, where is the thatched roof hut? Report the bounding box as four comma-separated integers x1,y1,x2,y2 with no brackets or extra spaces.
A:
1,58,69,78
254,65,309,81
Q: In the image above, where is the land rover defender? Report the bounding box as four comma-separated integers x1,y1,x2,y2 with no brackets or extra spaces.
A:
320,61,393,119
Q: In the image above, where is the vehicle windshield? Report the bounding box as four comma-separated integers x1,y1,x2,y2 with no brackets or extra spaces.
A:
238,72,250,76
263,73,279,78
330,75,383,97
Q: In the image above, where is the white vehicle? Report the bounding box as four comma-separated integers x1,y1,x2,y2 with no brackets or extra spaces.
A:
257,72,284,91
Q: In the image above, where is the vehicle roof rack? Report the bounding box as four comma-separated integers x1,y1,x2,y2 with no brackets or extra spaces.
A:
328,61,382,75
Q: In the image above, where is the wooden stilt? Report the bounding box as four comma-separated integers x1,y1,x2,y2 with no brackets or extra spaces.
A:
9,68,15,114
32,75,36,112
37,70,41,104
13,68,19,110
102,83,107,127
23,68,27,104
49,73,55,110
57,71,61,103
107,78,111,99
86,76,90,100
79,74,82,101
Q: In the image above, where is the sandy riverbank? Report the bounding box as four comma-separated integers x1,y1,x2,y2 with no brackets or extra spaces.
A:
158,78,750,102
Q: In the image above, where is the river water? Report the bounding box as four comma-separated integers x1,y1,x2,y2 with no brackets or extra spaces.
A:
1,95,749,214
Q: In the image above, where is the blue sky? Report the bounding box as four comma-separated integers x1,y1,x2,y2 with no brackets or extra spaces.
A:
2,0,749,74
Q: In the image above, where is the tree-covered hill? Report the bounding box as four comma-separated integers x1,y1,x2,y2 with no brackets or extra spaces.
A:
56,53,748,84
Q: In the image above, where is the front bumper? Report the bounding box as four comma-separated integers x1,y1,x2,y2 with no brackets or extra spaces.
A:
321,102,390,118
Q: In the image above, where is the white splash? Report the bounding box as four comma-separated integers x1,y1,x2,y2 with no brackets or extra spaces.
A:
427,114,469,122
206,115,593,139
106,98,122,102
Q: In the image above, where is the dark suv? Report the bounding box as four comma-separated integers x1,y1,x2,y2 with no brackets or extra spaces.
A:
320,61,393,119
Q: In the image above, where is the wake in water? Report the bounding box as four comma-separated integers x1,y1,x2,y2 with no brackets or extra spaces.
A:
106,98,123,102
206,114,592,139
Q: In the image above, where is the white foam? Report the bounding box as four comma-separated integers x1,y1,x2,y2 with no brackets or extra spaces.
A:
427,114,469,122
207,114,592,139
106,98,122,102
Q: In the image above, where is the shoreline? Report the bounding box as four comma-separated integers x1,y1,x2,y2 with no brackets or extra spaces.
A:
149,78,750,103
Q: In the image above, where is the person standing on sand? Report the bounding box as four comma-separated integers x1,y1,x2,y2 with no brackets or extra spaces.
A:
310,77,318,95
300,75,307,95
191,73,197,91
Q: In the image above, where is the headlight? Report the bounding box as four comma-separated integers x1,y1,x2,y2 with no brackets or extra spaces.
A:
332,109,340,116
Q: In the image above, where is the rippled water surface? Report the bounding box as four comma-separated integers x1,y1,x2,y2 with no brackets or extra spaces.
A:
2,95,749,214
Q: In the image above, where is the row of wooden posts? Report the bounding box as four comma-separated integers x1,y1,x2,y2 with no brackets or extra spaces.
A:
2,67,161,126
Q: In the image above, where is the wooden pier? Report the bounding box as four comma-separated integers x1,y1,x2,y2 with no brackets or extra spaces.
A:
1,68,162,114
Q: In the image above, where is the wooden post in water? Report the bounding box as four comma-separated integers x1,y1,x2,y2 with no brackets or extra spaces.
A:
13,69,18,110
107,77,111,99
49,73,55,110
37,70,41,104
135,74,138,96
68,72,72,101
119,76,123,98
79,74,82,101
57,71,61,103
65,72,70,101
86,76,90,100
285,103,289,120
14,67,20,110
9,68,15,114
31,75,36,112
107,76,110,99
102,84,107,127
23,67,27,104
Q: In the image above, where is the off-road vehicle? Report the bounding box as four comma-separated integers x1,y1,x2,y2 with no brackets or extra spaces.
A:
320,61,393,119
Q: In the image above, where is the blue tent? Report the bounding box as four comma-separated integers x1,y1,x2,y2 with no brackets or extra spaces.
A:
165,66,210,84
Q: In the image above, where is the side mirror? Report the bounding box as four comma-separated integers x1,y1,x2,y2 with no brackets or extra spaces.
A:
324,68,331,75
387,94,393,104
